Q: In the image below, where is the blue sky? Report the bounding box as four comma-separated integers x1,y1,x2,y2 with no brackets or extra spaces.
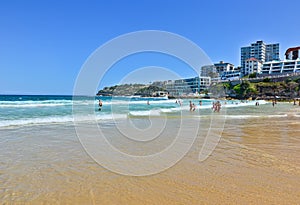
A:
1,0,300,95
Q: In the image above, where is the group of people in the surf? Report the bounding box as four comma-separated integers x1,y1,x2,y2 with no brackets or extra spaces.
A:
212,101,221,112
97,98,223,113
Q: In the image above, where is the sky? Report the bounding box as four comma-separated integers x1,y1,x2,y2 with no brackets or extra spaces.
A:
1,0,300,95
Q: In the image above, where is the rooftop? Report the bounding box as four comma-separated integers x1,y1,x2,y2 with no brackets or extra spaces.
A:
285,46,300,55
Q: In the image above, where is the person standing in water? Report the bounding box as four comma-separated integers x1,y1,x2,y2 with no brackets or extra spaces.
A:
98,99,103,111
179,99,182,106
192,103,196,111
189,101,193,111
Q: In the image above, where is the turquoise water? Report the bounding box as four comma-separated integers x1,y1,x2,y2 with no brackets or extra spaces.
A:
0,95,267,128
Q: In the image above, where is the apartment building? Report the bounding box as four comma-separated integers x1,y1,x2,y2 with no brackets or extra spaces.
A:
261,59,300,74
241,40,279,75
243,58,263,76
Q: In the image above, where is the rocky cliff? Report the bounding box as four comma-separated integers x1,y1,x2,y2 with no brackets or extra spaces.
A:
97,84,166,97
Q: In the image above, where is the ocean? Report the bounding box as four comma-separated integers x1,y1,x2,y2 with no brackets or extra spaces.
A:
0,95,195,127
0,94,271,128
0,95,299,204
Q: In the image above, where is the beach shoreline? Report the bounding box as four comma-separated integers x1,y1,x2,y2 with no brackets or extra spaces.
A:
0,96,299,204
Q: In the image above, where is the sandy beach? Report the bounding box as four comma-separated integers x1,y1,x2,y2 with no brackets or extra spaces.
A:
0,100,299,204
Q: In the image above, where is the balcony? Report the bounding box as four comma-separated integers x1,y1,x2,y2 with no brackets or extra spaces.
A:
284,62,295,66
272,63,281,66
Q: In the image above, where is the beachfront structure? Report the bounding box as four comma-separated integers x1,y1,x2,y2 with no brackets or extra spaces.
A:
285,46,300,60
241,40,279,74
165,76,211,96
261,59,300,74
220,71,241,80
242,57,263,76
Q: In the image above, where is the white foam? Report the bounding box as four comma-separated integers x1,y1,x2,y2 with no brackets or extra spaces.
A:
226,115,261,119
0,100,73,108
0,116,74,127
266,114,288,118
0,113,128,128
128,110,161,116
159,107,183,113
95,114,127,120
0,103,69,108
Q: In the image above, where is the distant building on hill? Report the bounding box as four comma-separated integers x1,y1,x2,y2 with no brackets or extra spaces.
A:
285,46,300,60
241,40,279,75
210,61,241,80
200,65,219,78
214,61,234,73
151,80,167,88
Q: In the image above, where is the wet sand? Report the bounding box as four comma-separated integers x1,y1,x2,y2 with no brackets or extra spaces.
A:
0,104,300,204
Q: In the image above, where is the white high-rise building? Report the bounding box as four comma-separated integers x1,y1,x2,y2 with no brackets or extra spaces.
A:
266,43,280,62
241,40,279,75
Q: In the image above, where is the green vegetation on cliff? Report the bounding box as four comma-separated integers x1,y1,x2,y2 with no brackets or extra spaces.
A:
233,81,257,99
223,77,300,99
